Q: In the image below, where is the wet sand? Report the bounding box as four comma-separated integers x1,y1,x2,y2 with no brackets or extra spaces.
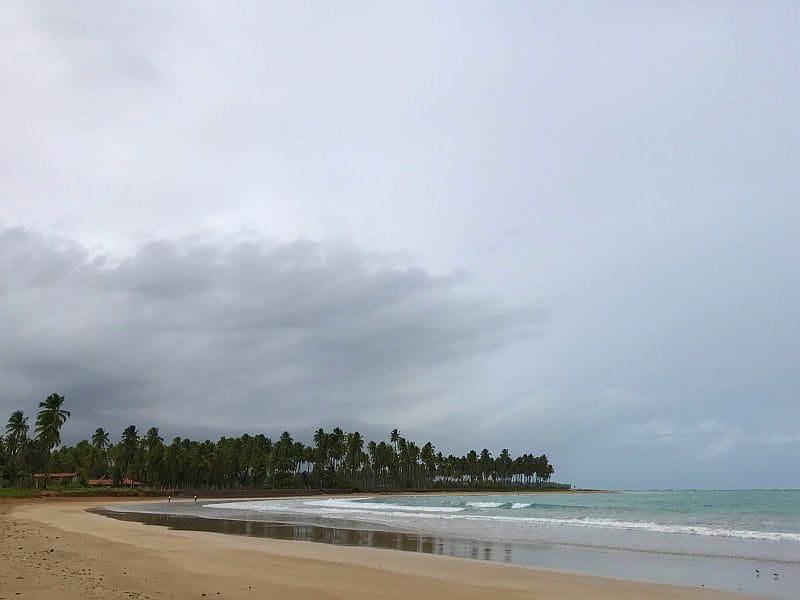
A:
1,498,752,599
93,507,514,558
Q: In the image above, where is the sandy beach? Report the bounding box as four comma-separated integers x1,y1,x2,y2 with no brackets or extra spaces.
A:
0,498,751,599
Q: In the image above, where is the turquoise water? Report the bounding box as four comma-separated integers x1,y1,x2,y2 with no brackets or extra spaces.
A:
357,490,800,540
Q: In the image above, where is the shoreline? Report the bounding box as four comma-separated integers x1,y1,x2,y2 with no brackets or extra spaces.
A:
99,503,800,565
1,497,752,599
0,486,606,500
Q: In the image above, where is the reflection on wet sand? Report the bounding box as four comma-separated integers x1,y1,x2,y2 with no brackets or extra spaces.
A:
93,509,515,563
91,507,800,597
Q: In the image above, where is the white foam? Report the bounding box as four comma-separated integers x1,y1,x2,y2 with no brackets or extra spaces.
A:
212,500,297,512
468,515,800,542
206,499,800,543
212,497,464,514
304,498,464,513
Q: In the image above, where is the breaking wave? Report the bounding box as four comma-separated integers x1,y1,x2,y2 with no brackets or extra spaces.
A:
208,497,800,543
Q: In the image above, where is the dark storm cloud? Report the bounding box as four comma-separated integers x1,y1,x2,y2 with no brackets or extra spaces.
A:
0,226,539,440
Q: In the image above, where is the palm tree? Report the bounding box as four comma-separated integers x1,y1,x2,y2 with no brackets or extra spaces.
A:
479,448,492,483
142,427,165,487
313,428,327,489
330,427,345,475
302,445,315,475
367,440,378,487
5,411,29,482
466,450,479,484
144,427,163,449
274,431,294,478
346,431,364,481
5,411,29,459
35,393,71,488
292,441,305,475
421,442,435,488
91,427,110,451
497,448,511,485
120,425,140,484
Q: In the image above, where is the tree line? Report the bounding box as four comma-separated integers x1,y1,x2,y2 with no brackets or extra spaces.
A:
1,394,559,491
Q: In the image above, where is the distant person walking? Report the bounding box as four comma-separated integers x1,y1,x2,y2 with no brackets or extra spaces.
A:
194,495,198,502
168,495,172,503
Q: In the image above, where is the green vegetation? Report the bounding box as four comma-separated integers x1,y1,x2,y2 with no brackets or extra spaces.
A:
49,485,162,497
0,487,35,498
2,395,561,492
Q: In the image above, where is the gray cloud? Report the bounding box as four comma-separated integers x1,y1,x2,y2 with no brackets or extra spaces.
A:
0,226,538,443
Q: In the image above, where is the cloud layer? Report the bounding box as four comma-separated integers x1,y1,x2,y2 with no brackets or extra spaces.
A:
0,226,536,442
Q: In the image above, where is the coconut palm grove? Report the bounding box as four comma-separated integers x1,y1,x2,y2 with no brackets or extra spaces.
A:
1,394,558,492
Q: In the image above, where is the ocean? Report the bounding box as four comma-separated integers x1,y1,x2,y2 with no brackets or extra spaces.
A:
107,490,800,598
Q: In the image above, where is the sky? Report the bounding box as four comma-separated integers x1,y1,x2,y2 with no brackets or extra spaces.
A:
1,1,798,489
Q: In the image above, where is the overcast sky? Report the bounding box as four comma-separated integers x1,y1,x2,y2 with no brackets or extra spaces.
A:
1,1,798,489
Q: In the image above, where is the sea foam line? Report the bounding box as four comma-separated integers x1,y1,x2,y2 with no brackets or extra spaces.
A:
465,501,533,509
213,498,464,514
465,501,507,508
208,499,800,543
467,515,800,543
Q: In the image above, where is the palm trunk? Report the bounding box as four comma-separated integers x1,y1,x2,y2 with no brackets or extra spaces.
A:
44,450,51,489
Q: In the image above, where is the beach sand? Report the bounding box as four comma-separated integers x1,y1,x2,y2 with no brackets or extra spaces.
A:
1,498,750,599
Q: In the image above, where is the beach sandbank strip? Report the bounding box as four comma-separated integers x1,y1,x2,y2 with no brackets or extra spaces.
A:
2,499,750,599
